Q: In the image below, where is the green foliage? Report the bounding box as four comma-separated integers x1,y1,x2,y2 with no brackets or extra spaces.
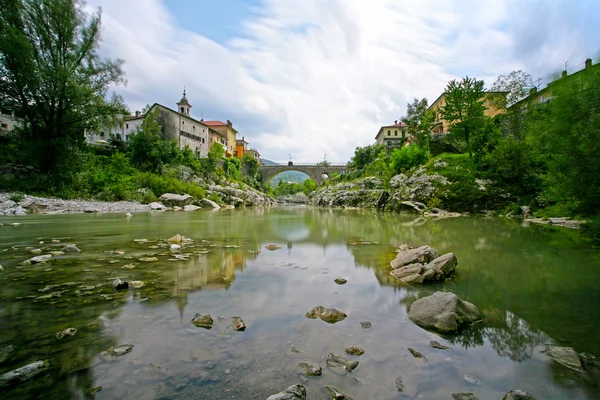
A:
491,70,533,108
127,109,178,172
364,152,393,184
271,179,317,197
348,144,386,171
242,155,260,177
0,0,127,173
402,98,435,149
9,192,24,202
441,76,487,157
222,157,242,180
389,145,430,174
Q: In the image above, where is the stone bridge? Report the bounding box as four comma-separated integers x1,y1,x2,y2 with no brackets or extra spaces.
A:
258,163,348,186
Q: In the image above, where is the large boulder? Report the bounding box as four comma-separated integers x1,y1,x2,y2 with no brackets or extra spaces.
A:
0,360,49,387
159,193,193,207
391,245,439,269
426,253,457,275
542,345,585,372
202,198,220,209
407,292,481,333
266,384,306,400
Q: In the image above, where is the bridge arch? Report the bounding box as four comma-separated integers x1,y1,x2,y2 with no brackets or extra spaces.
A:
258,164,347,187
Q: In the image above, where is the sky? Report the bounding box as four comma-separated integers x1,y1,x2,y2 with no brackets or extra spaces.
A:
88,0,600,162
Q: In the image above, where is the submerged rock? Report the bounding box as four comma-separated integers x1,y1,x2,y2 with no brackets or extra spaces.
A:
334,278,347,285
463,374,481,385
138,257,158,262
298,362,322,376
502,390,536,400
107,344,134,357
0,360,49,387
429,341,452,350
345,346,364,356
407,292,481,333
23,254,52,265
62,244,81,253
395,374,405,392
452,394,480,400
408,348,427,360
129,280,144,289
324,385,353,400
232,316,246,331
305,306,347,324
56,328,77,340
542,345,585,372
326,353,359,372
191,314,213,329
266,384,307,400
124,212,132,218
112,278,129,290
0,345,15,363
360,321,372,329
265,244,281,251
579,352,600,377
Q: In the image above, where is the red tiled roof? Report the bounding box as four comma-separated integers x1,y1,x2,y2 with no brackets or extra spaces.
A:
202,120,227,126
381,123,408,129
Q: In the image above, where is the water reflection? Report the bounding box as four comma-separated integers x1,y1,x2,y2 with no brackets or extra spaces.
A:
0,208,599,399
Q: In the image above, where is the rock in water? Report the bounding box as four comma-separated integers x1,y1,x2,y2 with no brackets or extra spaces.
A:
542,345,585,372
124,212,132,218
502,390,536,400
579,352,600,377
201,198,220,209
305,306,347,324
168,234,185,243
107,344,134,357
0,345,16,363
391,245,439,269
426,253,458,275
159,193,194,207
0,265,3,272
56,328,77,339
149,202,166,211
334,278,347,285
138,257,158,262
266,384,307,400
345,346,364,356
265,244,281,251
23,254,52,265
170,244,181,251
408,348,427,360
191,314,213,329
395,374,405,392
112,278,129,290
62,244,81,252
232,316,246,331
429,341,452,350
463,374,481,385
407,292,481,333
452,394,480,400
129,280,144,289
324,385,353,400
298,362,322,376
0,360,49,387
326,353,359,372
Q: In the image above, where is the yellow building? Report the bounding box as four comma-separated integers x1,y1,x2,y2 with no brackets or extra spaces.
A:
428,91,508,135
203,120,237,157
375,120,409,149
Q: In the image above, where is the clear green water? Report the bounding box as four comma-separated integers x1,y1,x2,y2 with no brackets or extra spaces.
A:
0,207,599,399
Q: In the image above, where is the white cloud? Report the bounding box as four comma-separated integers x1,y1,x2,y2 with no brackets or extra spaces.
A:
88,0,598,162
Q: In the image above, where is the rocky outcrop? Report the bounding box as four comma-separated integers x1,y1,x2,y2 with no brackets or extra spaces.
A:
542,345,585,372
524,217,586,230
407,292,481,333
207,182,274,207
266,384,307,400
390,245,457,284
502,390,536,400
276,193,309,204
305,306,347,324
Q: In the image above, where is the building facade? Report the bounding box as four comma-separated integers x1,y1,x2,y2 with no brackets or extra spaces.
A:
203,120,237,157
0,111,20,136
375,121,409,149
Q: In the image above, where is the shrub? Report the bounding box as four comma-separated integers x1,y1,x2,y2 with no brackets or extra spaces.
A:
389,145,430,174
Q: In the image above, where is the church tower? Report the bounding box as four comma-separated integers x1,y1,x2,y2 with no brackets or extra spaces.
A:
176,89,191,116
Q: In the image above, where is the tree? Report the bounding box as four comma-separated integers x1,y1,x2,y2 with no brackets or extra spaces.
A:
402,98,435,149
0,0,127,172
128,108,178,172
491,70,533,108
348,144,386,170
441,76,486,157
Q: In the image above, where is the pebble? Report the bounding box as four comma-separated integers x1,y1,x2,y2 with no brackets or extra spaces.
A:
463,374,481,385
360,321,372,329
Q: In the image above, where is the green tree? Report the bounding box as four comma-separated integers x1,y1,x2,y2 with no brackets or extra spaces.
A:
200,143,225,175
402,98,435,149
348,144,386,171
127,108,178,172
491,70,533,108
0,0,127,172
389,145,429,174
441,76,486,157
242,155,260,177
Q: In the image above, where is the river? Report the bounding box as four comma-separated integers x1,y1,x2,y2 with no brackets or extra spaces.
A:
0,207,599,399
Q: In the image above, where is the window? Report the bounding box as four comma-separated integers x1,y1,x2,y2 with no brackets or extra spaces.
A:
402,130,406,139
394,130,398,136
182,121,184,125
387,130,391,136
180,107,184,113
1,123,7,129
125,124,129,129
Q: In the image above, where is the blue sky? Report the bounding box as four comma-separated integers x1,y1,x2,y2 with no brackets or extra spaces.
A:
90,0,600,162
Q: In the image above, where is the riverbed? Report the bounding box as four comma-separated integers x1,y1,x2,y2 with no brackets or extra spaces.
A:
0,207,599,399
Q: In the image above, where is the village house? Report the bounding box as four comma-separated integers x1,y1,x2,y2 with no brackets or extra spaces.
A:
202,120,237,157
0,110,20,136
375,120,409,149
235,137,261,161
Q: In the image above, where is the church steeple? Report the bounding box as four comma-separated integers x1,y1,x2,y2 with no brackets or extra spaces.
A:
176,88,191,115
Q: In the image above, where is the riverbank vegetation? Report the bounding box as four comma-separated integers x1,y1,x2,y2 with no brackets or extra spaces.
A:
326,65,600,242
0,0,262,202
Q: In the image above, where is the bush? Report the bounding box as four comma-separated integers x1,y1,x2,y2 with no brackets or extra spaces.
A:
389,145,430,174
222,157,242,180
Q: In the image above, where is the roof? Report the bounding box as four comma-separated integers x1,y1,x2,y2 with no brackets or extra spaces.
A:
176,90,191,106
202,120,227,126
150,103,208,127
375,123,408,139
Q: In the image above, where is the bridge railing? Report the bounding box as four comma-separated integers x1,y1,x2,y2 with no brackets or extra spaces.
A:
263,162,348,167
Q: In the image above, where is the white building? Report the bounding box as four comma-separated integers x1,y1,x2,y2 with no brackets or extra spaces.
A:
0,111,21,137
